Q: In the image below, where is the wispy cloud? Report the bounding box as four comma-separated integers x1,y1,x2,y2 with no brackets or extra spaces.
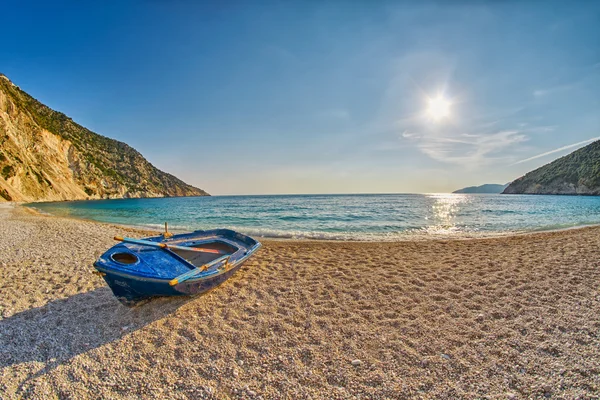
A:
512,136,600,165
525,125,556,133
533,83,577,97
404,130,528,166
516,124,557,133
401,130,420,139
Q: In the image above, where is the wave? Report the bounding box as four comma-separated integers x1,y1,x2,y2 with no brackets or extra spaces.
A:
26,194,600,241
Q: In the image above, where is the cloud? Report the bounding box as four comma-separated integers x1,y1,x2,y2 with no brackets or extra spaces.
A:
533,81,581,97
516,123,556,133
401,130,420,139
403,129,528,166
512,136,600,165
525,125,556,133
533,86,569,97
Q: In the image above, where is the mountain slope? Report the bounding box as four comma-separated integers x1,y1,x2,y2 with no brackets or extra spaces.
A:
0,74,208,202
453,184,509,194
503,140,600,195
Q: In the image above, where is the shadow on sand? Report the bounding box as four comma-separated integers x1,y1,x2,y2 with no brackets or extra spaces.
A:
0,287,191,375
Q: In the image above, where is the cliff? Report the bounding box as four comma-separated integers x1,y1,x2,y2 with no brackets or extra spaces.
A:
0,74,208,202
503,140,600,195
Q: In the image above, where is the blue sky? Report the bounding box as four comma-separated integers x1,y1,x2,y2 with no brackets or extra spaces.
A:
2,1,599,194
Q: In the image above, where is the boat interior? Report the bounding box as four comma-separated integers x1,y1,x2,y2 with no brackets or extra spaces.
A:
170,240,239,268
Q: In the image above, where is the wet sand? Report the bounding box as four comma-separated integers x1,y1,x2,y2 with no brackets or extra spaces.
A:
0,203,599,399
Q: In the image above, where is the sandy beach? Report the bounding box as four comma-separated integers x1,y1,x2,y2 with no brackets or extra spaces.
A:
0,204,599,399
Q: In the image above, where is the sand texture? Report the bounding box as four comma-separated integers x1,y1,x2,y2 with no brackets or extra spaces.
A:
0,204,599,399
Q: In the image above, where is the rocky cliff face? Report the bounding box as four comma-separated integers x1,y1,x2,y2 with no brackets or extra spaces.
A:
0,74,208,202
503,140,600,195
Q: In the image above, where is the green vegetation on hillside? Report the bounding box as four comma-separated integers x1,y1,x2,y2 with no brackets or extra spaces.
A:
0,189,12,201
1,165,14,179
504,140,600,195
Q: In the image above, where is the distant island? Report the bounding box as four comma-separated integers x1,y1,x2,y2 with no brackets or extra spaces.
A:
0,74,209,202
453,184,509,194
503,140,600,195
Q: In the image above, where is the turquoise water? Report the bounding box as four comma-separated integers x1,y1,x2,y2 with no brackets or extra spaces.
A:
29,194,600,241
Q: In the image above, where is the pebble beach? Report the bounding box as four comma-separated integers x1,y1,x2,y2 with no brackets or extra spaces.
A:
1,203,599,399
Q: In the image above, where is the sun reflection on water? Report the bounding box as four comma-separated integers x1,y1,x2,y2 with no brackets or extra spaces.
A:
423,194,471,235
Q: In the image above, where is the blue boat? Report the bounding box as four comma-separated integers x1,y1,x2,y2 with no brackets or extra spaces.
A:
93,228,261,306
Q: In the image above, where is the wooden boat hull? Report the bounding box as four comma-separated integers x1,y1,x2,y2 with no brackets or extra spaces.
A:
99,259,248,306
93,229,260,306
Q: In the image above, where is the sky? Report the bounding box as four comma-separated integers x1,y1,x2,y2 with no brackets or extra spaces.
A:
2,1,599,195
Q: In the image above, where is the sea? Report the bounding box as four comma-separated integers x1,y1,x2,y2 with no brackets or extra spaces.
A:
29,194,600,241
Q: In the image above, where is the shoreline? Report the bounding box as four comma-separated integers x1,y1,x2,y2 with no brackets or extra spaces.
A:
21,203,600,244
1,204,599,398
20,203,161,237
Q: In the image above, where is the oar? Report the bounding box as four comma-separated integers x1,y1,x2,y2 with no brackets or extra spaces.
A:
114,236,227,255
169,254,232,286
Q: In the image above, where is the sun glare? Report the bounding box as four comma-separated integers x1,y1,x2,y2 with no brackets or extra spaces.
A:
427,96,451,121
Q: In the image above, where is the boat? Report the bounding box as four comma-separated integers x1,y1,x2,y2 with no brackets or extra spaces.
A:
93,227,261,306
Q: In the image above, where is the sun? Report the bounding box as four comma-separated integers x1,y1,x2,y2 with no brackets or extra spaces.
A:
427,96,451,121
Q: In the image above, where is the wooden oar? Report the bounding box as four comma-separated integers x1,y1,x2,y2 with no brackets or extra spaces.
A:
114,236,227,255
169,255,232,286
